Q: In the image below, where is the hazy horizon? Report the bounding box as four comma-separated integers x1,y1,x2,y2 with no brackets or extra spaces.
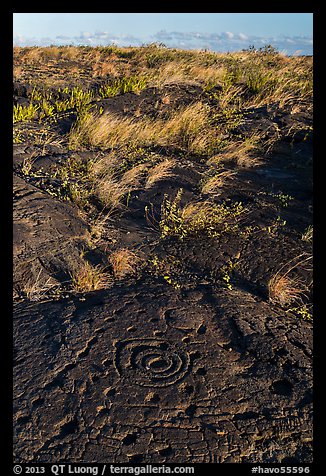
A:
13,13,313,56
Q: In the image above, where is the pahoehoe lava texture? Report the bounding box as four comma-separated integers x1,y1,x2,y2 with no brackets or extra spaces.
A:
13,283,312,463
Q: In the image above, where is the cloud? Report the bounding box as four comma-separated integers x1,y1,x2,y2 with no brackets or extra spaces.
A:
13,30,313,55
56,35,70,40
148,31,313,54
13,34,56,46
221,31,234,39
93,31,109,39
79,31,92,39
238,33,248,40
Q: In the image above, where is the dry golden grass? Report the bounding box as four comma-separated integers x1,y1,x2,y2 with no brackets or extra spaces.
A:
268,275,306,307
185,199,242,230
60,46,80,61
16,46,62,64
88,211,123,248
121,163,149,189
69,102,215,154
240,57,313,109
19,47,43,64
13,46,312,112
189,64,227,86
159,190,247,239
40,46,62,61
89,151,120,179
153,61,197,87
69,111,157,150
89,152,148,212
70,261,111,292
146,159,177,188
179,200,243,228
201,170,237,194
181,201,215,222
92,60,119,78
95,176,129,213
13,65,24,79
110,249,144,280
23,268,61,301
218,85,244,110
90,48,121,78
268,254,312,306
208,134,263,168
160,102,216,154
88,155,121,212
151,53,235,89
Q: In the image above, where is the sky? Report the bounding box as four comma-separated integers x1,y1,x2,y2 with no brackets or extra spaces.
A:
13,13,313,55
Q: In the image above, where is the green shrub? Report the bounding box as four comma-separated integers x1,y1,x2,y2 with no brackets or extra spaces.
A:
159,189,246,240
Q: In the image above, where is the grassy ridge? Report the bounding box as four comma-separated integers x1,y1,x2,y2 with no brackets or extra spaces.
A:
13,45,313,316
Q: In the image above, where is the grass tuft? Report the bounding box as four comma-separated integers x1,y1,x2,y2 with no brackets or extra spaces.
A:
70,261,111,293
268,254,312,306
110,249,144,280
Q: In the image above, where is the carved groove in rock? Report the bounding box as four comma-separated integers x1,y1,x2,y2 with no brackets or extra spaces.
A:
114,338,190,387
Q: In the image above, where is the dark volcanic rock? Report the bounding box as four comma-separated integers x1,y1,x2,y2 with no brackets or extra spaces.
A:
92,84,205,119
13,282,312,463
13,175,90,297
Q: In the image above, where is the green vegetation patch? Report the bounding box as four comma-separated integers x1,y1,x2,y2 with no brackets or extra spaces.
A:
99,76,147,98
158,188,246,240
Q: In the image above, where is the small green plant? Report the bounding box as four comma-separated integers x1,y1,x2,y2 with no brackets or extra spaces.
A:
211,100,244,134
159,189,187,239
39,99,55,120
13,103,39,123
159,189,246,240
55,86,94,115
259,44,279,55
301,225,313,243
30,87,43,101
58,86,70,95
149,255,160,268
54,99,70,113
219,257,239,290
98,82,121,98
261,45,279,55
47,156,93,208
246,70,270,94
266,215,287,235
67,86,94,110
221,268,233,290
46,177,72,201
163,275,181,289
149,254,181,289
13,130,23,143
272,192,294,208
286,305,312,321
20,157,36,176
222,69,242,91
99,76,147,98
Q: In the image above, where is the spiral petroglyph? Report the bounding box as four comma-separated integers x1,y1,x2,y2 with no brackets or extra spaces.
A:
114,338,190,387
